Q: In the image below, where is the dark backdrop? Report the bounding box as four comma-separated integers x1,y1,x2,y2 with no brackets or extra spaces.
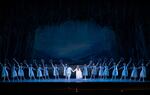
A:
0,0,150,62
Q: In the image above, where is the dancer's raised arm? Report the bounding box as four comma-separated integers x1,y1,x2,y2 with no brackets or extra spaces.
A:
49,59,54,68
103,58,107,65
127,57,132,67
146,60,150,67
117,57,124,66
33,59,38,68
60,59,64,67
108,58,114,66
13,58,20,67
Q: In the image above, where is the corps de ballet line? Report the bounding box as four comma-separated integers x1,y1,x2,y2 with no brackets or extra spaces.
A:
0,57,149,82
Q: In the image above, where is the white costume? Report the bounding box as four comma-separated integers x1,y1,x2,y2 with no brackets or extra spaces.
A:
63,66,67,76
66,67,73,79
74,68,83,79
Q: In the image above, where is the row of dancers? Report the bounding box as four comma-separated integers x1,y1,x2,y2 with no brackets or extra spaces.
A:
0,57,149,82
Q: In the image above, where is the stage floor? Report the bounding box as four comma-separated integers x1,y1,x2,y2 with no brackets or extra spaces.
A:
1,78,149,83
0,79,150,94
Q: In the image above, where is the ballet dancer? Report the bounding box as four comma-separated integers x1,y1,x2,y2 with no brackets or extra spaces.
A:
25,60,36,80
120,58,132,80
41,59,50,79
138,60,150,82
103,58,114,79
98,58,106,79
66,65,74,80
73,65,83,79
34,59,43,80
130,63,138,81
110,57,124,80
60,59,68,79
0,62,10,82
50,59,59,79
13,58,25,80
98,63,104,79
82,60,92,80
90,59,99,79
10,63,19,81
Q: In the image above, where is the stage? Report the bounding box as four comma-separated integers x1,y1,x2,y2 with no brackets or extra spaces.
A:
1,78,149,83
0,79,150,94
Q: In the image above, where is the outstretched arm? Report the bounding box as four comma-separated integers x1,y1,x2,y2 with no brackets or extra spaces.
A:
13,58,20,67
108,58,114,66
146,60,150,67
96,62,99,66
73,68,76,72
59,59,64,67
50,60,54,68
127,57,132,67
60,61,64,67
87,60,93,67
119,66,123,70
7,62,11,67
109,65,114,70
33,59,38,68
103,58,107,65
117,57,124,66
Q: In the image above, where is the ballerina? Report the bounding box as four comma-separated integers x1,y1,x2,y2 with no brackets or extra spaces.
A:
41,59,50,79
90,60,99,79
120,58,132,80
24,60,36,80
138,60,150,82
7,60,19,82
34,59,43,80
98,58,105,79
73,65,83,79
50,59,59,79
60,59,68,79
98,63,104,79
129,63,138,81
66,65,74,80
11,64,19,81
110,57,124,80
13,58,25,80
0,62,10,82
82,60,92,80
103,58,114,79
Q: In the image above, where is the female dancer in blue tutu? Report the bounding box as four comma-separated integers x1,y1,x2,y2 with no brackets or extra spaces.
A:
34,59,43,80
120,58,132,80
50,59,59,79
60,59,68,79
103,58,114,79
41,59,50,79
82,59,92,80
10,63,19,81
13,58,25,80
0,62,10,82
25,60,36,80
138,60,150,82
130,63,138,81
90,59,99,79
110,57,124,80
